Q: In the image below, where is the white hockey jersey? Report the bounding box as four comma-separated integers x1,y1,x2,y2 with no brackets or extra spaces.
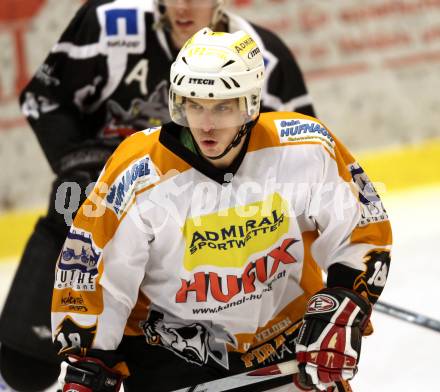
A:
51,111,392,389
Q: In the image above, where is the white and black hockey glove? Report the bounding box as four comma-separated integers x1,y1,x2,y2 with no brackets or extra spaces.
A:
58,356,123,392
295,287,371,391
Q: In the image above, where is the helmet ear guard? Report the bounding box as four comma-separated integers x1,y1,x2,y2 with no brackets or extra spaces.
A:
169,28,265,127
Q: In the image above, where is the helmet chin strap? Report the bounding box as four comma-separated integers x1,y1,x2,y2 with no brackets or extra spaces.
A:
193,119,257,161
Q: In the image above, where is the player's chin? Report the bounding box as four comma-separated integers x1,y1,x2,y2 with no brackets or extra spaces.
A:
199,142,222,157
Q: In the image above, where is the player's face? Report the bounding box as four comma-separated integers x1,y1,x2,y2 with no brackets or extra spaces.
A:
164,0,217,48
184,97,246,167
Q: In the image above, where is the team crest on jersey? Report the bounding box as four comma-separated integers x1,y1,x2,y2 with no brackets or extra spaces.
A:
140,306,236,369
103,81,170,138
354,249,391,303
54,316,97,356
275,119,335,152
348,162,388,226
106,154,160,218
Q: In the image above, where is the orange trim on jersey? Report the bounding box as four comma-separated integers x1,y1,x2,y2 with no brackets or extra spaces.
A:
351,220,392,246
74,205,120,249
249,112,365,187
300,230,325,295
53,130,195,317
247,112,340,164
52,287,104,315
333,135,357,182
124,291,151,336
53,131,187,316
52,315,98,356
247,119,282,151
52,255,105,315
334,133,356,164
64,132,157,250
97,130,191,205
149,140,192,176
236,297,312,368
106,131,193,217
103,132,159,189
76,130,193,247
233,296,306,356
113,361,131,378
248,112,331,150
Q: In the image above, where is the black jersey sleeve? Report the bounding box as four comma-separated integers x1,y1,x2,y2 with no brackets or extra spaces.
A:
253,25,316,117
19,1,108,173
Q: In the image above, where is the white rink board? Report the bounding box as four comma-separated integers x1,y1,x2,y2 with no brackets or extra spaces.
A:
2,0,440,210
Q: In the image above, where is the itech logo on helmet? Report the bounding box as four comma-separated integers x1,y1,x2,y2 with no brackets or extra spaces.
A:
188,78,215,85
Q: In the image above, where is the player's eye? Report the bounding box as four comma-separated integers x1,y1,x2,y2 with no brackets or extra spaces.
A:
188,102,203,111
215,104,232,113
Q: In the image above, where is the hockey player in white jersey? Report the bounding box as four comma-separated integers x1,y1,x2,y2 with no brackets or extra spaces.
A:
52,28,392,391
0,1,316,391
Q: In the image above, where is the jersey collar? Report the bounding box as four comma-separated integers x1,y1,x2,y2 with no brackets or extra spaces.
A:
159,122,251,184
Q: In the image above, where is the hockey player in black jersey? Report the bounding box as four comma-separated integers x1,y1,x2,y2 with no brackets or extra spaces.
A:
0,0,315,391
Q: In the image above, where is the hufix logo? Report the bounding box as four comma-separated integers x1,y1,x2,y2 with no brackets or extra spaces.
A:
176,238,298,304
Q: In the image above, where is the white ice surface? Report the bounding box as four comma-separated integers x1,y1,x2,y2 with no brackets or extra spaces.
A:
351,186,440,391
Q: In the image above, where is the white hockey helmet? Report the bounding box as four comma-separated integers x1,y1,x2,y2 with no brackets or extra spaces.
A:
169,27,265,127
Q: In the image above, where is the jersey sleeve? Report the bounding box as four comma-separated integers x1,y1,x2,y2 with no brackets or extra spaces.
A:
19,1,107,172
51,133,154,357
254,25,316,117
307,132,392,304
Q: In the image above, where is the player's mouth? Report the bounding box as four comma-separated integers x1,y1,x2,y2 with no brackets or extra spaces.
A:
200,139,218,148
175,19,194,29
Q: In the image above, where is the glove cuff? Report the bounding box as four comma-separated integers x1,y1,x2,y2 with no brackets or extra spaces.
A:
305,287,371,331
63,356,124,392
63,383,93,392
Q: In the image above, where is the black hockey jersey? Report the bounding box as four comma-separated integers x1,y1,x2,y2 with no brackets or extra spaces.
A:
19,0,315,172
